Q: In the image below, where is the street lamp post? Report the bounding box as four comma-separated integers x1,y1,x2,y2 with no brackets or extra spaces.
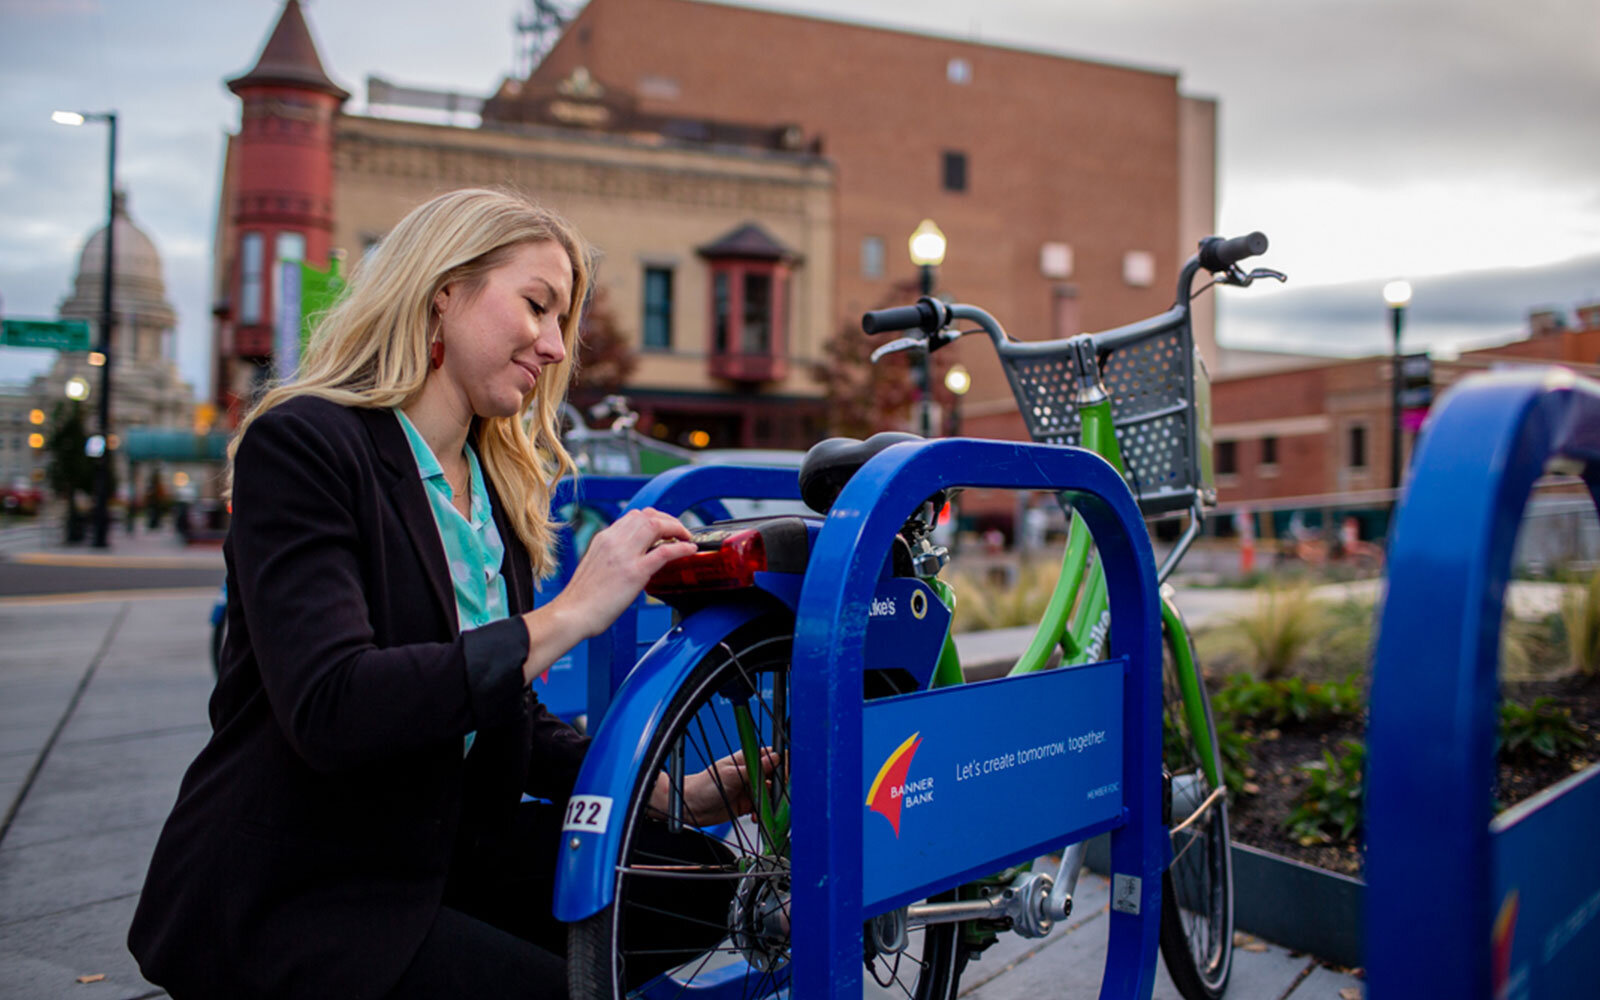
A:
1382,280,1412,493
943,363,971,437
942,363,971,551
52,109,117,548
908,218,947,438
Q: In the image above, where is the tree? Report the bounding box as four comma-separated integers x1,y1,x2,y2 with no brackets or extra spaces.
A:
45,400,105,543
571,287,637,402
811,279,925,439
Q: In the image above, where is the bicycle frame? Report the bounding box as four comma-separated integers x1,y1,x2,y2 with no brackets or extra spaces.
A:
1001,395,1220,790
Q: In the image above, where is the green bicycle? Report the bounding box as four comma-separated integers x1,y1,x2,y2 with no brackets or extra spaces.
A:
565,233,1282,999
856,231,1281,998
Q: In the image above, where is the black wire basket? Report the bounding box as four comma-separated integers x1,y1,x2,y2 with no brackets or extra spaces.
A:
996,318,1215,515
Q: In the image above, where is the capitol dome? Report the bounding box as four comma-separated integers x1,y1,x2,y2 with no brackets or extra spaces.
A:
61,190,177,332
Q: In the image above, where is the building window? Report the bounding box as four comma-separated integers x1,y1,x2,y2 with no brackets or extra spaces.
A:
712,272,730,354
861,236,885,279
1040,242,1074,279
942,151,968,192
1216,440,1238,476
240,232,264,324
273,231,305,327
704,261,789,381
642,266,674,350
1260,436,1278,466
742,271,772,353
698,223,794,382
1123,250,1156,288
1349,425,1368,469
947,57,972,84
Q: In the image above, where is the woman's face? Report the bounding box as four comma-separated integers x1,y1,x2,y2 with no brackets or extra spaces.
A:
432,240,573,420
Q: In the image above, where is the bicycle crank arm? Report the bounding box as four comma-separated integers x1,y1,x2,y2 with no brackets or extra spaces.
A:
1043,840,1086,924
905,871,1057,938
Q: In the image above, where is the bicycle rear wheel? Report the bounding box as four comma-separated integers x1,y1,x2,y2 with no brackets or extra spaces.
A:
568,621,962,1000
1158,618,1234,999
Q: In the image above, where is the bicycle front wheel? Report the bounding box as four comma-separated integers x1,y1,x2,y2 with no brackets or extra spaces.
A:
1158,617,1234,999
568,620,962,1000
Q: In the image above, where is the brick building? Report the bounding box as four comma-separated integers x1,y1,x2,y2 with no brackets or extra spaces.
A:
526,0,1220,447
1209,304,1600,542
213,0,1217,479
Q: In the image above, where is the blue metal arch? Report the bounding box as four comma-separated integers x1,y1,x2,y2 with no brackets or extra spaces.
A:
590,465,804,723
788,438,1165,1000
1365,370,1600,996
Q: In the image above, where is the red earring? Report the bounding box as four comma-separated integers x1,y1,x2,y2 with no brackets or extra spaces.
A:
429,339,445,370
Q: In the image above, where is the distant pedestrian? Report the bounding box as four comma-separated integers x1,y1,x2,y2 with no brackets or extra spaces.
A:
128,188,760,1000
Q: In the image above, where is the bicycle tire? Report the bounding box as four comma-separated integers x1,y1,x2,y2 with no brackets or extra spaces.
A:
568,619,962,1000
1157,620,1234,999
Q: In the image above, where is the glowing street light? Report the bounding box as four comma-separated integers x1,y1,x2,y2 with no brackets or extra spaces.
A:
1382,280,1413,310
908,218,947,269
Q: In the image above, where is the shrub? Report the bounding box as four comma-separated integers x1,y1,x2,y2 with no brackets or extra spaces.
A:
1561,568,1600,675
1284,739,1365,846
1499,697,1589,759
1210,716,1257,799
1212,673,1363,728
1230,582,1328,680
946,560,1062,633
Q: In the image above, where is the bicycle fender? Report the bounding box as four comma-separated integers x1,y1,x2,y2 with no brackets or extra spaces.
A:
553,599,771,923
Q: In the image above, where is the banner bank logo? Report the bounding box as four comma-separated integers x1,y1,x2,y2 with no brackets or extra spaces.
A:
866,732,933,837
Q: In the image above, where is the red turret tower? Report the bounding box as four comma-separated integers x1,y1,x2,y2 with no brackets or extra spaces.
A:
220,0,347,403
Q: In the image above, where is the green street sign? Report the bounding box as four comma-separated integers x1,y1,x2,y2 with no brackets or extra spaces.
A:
1,318,92,352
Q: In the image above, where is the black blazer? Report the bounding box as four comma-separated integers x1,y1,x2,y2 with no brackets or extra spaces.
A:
129,396,588,999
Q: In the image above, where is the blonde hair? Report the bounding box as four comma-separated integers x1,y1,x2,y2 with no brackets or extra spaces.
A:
230,187,593,578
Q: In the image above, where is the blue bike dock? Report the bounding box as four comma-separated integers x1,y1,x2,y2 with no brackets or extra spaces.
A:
1366,370,1600,998
790,438,1167,999
539,475,657,722
590,464,803,725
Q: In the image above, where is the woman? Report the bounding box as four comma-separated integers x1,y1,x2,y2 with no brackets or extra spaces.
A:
129,189,750,999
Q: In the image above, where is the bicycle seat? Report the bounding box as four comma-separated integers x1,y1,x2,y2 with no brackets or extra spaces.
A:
799,432,923,514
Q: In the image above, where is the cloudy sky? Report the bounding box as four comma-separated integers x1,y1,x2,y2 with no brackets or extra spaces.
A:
1,0,1596,399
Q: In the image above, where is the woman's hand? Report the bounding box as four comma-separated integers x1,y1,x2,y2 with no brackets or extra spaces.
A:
556,508,696,635
649,748,782,827
520,508,696,684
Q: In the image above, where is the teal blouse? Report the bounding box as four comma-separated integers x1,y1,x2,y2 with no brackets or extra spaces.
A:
394,409,511,755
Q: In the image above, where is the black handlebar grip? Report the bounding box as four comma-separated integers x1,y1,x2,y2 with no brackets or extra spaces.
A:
1199,232,1269,272
862,301,933,336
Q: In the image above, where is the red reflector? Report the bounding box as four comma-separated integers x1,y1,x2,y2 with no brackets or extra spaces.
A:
646,528,768,594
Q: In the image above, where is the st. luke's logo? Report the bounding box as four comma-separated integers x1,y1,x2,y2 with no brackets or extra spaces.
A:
866,732,934,837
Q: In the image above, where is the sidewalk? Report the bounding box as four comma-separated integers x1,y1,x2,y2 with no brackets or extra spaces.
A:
0,590,1363,999
0,520,224,569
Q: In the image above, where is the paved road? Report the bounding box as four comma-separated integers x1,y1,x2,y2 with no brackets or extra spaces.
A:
0,558,222,599
0,522,223,600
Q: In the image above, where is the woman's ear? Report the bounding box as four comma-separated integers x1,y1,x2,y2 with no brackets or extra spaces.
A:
433,284,452,315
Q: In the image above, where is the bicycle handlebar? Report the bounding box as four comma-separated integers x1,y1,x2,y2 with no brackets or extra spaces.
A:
860,232,1275,356
861,299,942,336
1197,231,1268,273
